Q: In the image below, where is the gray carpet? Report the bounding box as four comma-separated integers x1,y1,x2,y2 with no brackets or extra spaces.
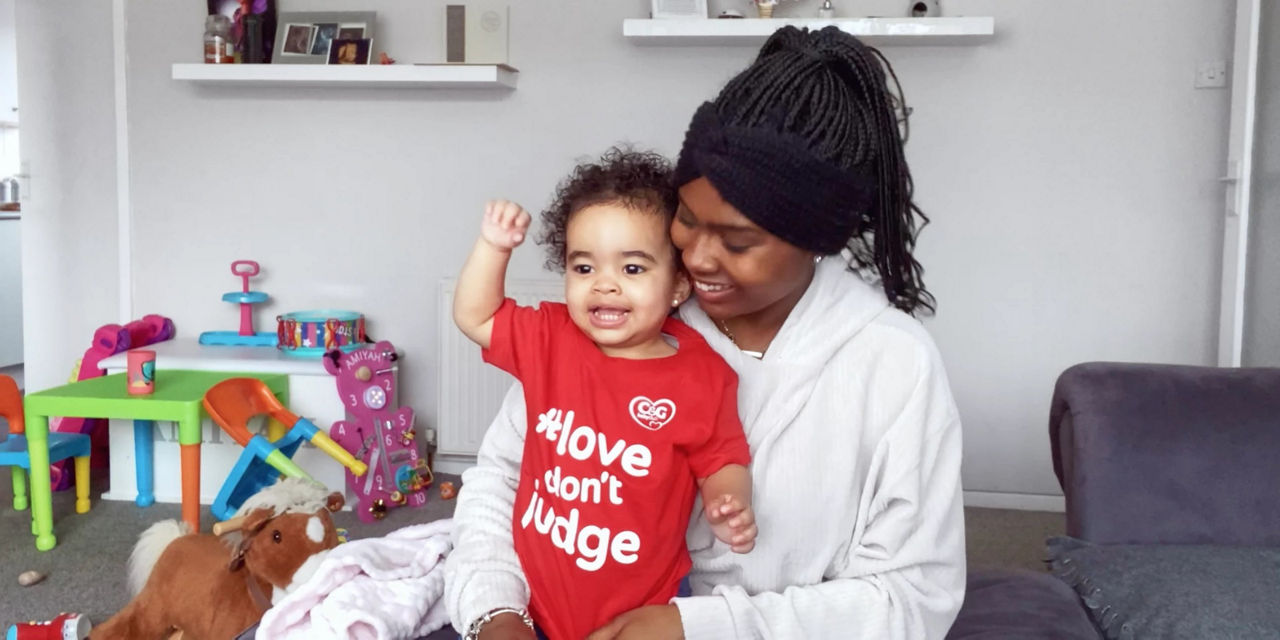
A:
0,467,460,629
1,468,1066,632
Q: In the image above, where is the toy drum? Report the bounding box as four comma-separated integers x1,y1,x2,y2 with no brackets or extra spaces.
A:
276,310,367,358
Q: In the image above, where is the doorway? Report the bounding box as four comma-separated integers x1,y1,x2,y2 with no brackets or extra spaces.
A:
0,0,23,387
1242,2,1280,365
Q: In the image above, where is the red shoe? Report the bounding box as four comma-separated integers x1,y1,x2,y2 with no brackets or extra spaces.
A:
6,613,91,640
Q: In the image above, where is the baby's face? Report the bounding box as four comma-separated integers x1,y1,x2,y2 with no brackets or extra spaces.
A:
563,204,688,358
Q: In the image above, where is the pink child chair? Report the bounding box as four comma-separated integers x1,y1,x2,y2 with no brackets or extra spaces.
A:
0,375,92,529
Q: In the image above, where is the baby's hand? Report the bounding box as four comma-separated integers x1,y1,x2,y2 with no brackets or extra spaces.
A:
481,199,531,251
704,494,756,553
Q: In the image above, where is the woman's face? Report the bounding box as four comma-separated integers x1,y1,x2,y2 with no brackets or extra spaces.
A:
671,177,816,323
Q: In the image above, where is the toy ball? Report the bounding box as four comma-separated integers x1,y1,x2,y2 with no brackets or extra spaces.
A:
439,481,457,500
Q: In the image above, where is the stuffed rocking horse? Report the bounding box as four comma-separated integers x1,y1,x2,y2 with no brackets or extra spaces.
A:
91,480,344,640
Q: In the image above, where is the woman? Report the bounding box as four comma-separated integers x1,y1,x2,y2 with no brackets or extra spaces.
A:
445,26,965,639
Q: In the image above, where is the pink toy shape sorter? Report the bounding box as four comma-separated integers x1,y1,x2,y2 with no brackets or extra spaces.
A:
325,341,431,522
49,314,174,489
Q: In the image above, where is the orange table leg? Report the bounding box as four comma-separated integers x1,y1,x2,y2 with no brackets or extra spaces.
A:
180,444,200,530
179,405,203,531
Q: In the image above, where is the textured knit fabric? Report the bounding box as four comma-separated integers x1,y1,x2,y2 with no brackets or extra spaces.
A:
445,258,966,639
673,101,877,255
482,300,750,640
1047,536,1280,639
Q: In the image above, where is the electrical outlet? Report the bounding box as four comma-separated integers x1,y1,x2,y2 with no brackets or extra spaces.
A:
1195,61,1228,89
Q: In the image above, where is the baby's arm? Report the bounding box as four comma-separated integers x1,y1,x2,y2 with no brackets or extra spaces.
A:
699,464,756,553
453,200,532,350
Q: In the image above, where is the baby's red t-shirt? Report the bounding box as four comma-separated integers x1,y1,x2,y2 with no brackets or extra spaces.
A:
483,300,750,640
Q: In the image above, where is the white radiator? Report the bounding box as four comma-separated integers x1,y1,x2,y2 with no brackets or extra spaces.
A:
438,278,563,458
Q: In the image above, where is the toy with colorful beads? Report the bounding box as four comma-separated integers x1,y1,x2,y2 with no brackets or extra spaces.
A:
325,341,432,522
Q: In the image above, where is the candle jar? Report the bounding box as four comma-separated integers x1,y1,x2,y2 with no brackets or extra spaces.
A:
204,14,234,64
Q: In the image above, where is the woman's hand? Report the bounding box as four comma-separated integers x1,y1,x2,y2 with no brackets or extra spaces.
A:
476,612,537,640
586,604,684,640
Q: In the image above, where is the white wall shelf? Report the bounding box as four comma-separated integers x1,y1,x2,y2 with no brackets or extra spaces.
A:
170,63,518,89
623,17,994,46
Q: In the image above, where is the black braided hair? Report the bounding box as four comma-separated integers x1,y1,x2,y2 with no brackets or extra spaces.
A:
537,146,678,272
710,26,935,315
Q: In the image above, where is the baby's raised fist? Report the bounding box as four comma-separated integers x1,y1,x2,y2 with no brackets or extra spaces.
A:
481,199,532,250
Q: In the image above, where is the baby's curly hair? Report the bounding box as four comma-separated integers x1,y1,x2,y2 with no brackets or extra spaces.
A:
537,147,678,272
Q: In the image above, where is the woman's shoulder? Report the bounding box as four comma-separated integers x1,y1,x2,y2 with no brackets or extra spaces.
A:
836,306,949,387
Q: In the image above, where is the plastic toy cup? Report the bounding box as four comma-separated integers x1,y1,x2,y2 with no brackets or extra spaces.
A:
6,612,91,640
127,350,156,395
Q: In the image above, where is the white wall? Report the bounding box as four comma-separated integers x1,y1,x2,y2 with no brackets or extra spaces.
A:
22,0,1233,500
903,1,1234,498
16,0,120,392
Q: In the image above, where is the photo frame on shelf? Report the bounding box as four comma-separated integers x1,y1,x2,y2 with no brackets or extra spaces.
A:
650,0,708,19
272,11,375,64
327,38,373,65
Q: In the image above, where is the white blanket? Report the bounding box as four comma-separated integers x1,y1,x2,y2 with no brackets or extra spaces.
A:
258,519,455,640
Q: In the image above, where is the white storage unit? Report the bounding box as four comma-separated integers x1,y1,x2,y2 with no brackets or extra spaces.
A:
100,338,395,506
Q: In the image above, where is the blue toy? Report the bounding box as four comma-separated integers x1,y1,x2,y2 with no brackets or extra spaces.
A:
199,260,277,347
201,377,367,521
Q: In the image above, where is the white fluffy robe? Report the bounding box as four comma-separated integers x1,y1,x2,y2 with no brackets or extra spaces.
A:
258,520,455,639
445,259,966,639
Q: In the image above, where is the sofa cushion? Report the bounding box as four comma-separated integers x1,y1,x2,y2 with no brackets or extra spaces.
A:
946,568,1099,639
1047,536,1280,639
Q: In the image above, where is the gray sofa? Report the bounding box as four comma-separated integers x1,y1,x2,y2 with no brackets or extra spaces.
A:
949,362,1280,639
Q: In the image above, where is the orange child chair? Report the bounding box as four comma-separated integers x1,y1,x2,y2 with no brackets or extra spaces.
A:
202,378,366,521
0,375,91,528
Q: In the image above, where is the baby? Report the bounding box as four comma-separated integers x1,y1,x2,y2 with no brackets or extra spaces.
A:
453,148,756,639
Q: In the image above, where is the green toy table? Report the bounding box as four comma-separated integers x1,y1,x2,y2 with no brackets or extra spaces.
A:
23,370,288,551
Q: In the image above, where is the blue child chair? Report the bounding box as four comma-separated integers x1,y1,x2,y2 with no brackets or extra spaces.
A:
201,377,366,521
0,375,92,524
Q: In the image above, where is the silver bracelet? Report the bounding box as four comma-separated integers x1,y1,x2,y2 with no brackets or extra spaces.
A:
464,607,534,640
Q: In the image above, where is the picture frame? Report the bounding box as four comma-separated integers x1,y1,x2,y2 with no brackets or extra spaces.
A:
327,38,373,65
272,11,375,64
650,0,708,19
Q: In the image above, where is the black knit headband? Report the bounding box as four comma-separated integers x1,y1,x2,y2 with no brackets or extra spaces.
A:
673,101,877,255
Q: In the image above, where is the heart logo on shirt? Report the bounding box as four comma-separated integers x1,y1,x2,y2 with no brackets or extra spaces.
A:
629,396,676,431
